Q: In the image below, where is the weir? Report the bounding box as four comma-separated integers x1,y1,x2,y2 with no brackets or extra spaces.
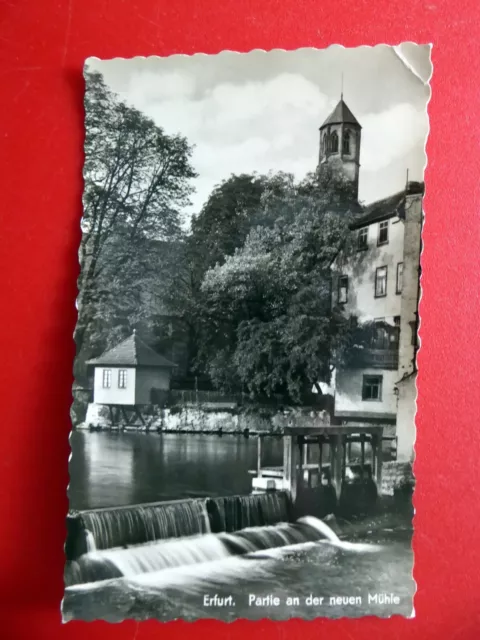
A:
66,491,293,561
65,515,339,587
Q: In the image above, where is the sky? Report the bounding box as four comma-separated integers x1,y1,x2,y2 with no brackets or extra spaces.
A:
87,44,432,226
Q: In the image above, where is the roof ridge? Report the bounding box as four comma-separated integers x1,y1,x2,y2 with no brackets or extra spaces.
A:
86,331,177,368
320,98,361,129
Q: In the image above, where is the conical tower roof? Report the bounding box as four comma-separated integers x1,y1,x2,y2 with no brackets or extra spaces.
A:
87,331,177,368
320,98,361,128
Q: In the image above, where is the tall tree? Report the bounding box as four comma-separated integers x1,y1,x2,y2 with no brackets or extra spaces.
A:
166,171,296,377
198,173,356,403
76,70,196,372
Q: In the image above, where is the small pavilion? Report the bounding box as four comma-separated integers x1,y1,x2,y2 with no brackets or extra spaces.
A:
87,330,176,425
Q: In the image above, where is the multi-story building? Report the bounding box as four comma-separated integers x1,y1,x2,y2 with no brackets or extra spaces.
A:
319,97,423,462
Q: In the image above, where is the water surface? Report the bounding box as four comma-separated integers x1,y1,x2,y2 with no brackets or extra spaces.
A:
69,431,283,510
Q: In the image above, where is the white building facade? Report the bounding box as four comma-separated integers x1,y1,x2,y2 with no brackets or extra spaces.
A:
320,98,423,462
87,330,176,406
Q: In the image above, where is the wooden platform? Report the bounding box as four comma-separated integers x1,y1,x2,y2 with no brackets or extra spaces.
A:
251,425,384,501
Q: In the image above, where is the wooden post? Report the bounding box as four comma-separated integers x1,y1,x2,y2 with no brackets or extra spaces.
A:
257,436,262,478
329,435,335,482
375,433,383,492
360,434,365,480
342,435,347,481
283,435,298,501
372,438,377,476
134,406,146,427
333,434,343,500
318,436,323,476
298,436,304,489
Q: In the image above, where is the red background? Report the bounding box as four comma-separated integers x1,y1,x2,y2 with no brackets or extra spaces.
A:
1,0,479,638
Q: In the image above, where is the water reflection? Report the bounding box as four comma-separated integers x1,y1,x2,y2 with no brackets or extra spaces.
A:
69,431,284,511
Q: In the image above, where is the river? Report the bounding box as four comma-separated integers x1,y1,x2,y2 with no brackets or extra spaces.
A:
66,430,414,621
69,430,284,510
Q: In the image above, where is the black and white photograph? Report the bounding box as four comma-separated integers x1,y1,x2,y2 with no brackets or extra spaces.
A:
64,44,431,621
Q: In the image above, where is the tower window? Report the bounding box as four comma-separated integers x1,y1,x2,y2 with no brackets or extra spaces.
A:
338,276,348,304
343,129,351,154
330,130,338,153
326,131,339,153
362,375,383,401
375,266,388,298
378,220,389,245
358,227,368,250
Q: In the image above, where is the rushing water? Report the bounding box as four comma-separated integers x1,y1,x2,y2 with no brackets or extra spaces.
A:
66,430,414,621
69,431,284,510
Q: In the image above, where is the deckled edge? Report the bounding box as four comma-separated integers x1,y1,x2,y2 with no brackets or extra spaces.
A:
62,60,89,624
83,42,433,66
411,41,433,622
64,42,433,623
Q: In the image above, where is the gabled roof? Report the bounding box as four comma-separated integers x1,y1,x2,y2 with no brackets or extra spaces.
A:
350,181,424,230
350,191,405,229
320,98,361,129
87,331,177,368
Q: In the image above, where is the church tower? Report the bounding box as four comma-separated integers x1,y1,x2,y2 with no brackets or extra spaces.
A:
318,97,361,200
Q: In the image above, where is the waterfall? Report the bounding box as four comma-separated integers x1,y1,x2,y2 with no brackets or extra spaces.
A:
68,492,292,558
206,491,291,533
77,499,211,551
85,530,96,552
65,515,340,586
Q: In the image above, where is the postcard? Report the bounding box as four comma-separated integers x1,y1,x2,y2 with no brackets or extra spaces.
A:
64,44,431,621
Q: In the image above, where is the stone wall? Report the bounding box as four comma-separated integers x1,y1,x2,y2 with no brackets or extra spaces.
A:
380,461,414,496
79,403,330,434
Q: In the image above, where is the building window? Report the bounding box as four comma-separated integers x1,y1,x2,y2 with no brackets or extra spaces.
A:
396,262,404,294
372,319,388,349
362,375,383,401
375,266,388,297
409,320,418,347
118,369,127,389
338,276,348,304
378,220,389,245
343,129,350,154
391,316,401,344
102,369,112,389
358,227,368,250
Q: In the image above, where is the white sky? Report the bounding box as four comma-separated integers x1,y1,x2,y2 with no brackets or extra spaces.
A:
87,44,431,226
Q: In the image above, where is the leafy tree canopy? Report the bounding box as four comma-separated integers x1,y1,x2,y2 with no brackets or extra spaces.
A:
197,172,357,403
75,70,196,379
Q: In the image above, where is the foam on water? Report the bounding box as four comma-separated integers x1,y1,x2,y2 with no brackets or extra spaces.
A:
65,515,381,587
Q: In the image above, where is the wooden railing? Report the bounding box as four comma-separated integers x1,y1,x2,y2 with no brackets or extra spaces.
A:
151,388,245,406
348,347,399,370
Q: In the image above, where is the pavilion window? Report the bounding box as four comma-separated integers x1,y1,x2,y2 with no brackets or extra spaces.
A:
102,369,112,389
343,129,350,154
118,369,127,389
